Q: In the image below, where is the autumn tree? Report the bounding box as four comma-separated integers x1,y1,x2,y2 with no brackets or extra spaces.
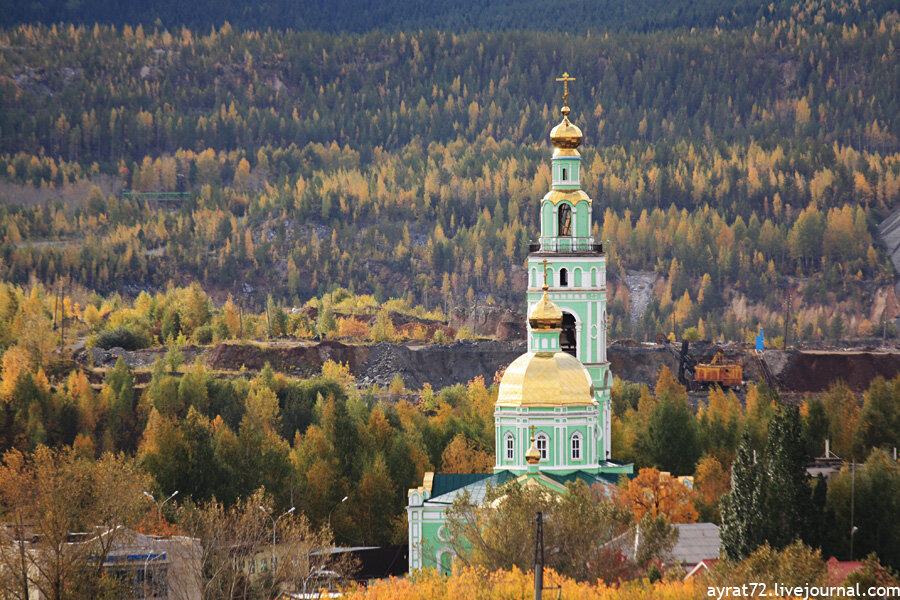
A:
855,377,900,455
704,541,827,591
636,367,700,474
694,455,729,523
439,433,493,474
698,386,744,468
177,488,355,600
0,447,151,600
445,481,637,583
619,467,698,524
139,407,225,501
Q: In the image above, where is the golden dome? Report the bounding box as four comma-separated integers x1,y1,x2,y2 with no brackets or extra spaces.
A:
525,437,541,464
528,291,563,330
550,107,583,151
496,351,595,407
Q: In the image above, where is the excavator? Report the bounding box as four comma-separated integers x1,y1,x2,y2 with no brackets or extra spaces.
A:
655,334,743,390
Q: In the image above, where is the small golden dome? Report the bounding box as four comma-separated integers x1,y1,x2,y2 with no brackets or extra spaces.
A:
528,291,563,330
496,351,595,407
525,438,541,464
550,109,583,150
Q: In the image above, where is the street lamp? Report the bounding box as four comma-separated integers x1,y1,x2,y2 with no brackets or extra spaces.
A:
328,496,348,532
144,490,179,521
141,491,176,598
259,506,295,573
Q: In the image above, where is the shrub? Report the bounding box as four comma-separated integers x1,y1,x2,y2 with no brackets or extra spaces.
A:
95,326,151,350
194,324,214,345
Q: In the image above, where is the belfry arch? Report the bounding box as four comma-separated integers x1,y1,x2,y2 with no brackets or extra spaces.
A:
558,203,572,236
560,312,577,357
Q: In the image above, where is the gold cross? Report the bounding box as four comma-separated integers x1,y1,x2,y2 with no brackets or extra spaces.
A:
529,425,536,441
555,72,576,106
539,259,551,290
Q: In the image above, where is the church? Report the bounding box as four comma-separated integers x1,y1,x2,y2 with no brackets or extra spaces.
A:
407,75,633,573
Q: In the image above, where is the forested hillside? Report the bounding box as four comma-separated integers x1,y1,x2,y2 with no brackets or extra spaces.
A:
1,0,900,571
5,0,895,34
3,6,899,342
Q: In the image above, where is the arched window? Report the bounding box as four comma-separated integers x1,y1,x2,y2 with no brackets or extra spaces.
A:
558,204,572,236
505,433,515,461
437,549,454,575
536,433,549,461
562,167,568,181
571,432,582,461
560,312,577,357
559,268,568,287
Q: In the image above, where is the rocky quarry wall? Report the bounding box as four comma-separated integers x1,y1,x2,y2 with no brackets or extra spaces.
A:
83,338,900,395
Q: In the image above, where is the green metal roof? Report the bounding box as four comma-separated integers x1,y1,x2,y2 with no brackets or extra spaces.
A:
430,473,493,499
543,470,623,488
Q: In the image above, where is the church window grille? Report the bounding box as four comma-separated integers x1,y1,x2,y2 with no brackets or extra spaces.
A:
505,433,515,461
559,268,568,287
536,434,549,461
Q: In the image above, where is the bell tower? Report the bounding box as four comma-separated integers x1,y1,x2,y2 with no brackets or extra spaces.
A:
525,72,611,459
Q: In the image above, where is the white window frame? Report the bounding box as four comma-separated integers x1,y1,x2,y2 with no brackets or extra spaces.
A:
571,432,582,461
505,433,515,461
536,433,549,461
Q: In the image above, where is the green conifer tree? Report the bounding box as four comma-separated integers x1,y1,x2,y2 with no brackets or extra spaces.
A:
763,404,815,549
720,431,765,560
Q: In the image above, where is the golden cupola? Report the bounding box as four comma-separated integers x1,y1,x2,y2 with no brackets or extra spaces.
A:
528,289,563,330
550,106,583,154
549,72,582,157
496,288,595,408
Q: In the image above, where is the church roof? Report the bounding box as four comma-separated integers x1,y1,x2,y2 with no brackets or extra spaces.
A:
429,473,496,499
496,351,595,408
423,469,618,507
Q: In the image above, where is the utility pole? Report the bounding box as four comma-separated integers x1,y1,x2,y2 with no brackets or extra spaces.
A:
850,458,856,560
265,294,272,339
783,289,792,349
534,511,543,600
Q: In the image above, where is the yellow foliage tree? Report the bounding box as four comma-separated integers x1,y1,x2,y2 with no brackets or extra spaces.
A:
321,360,355,387
694,455,729,521
221,295,242,338
439,433,493,474
340,564,708,600
0,346,31,400
619,467,698,524
337,317,370,339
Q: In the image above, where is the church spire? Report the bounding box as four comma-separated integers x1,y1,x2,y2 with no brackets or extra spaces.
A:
549,71,583,160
